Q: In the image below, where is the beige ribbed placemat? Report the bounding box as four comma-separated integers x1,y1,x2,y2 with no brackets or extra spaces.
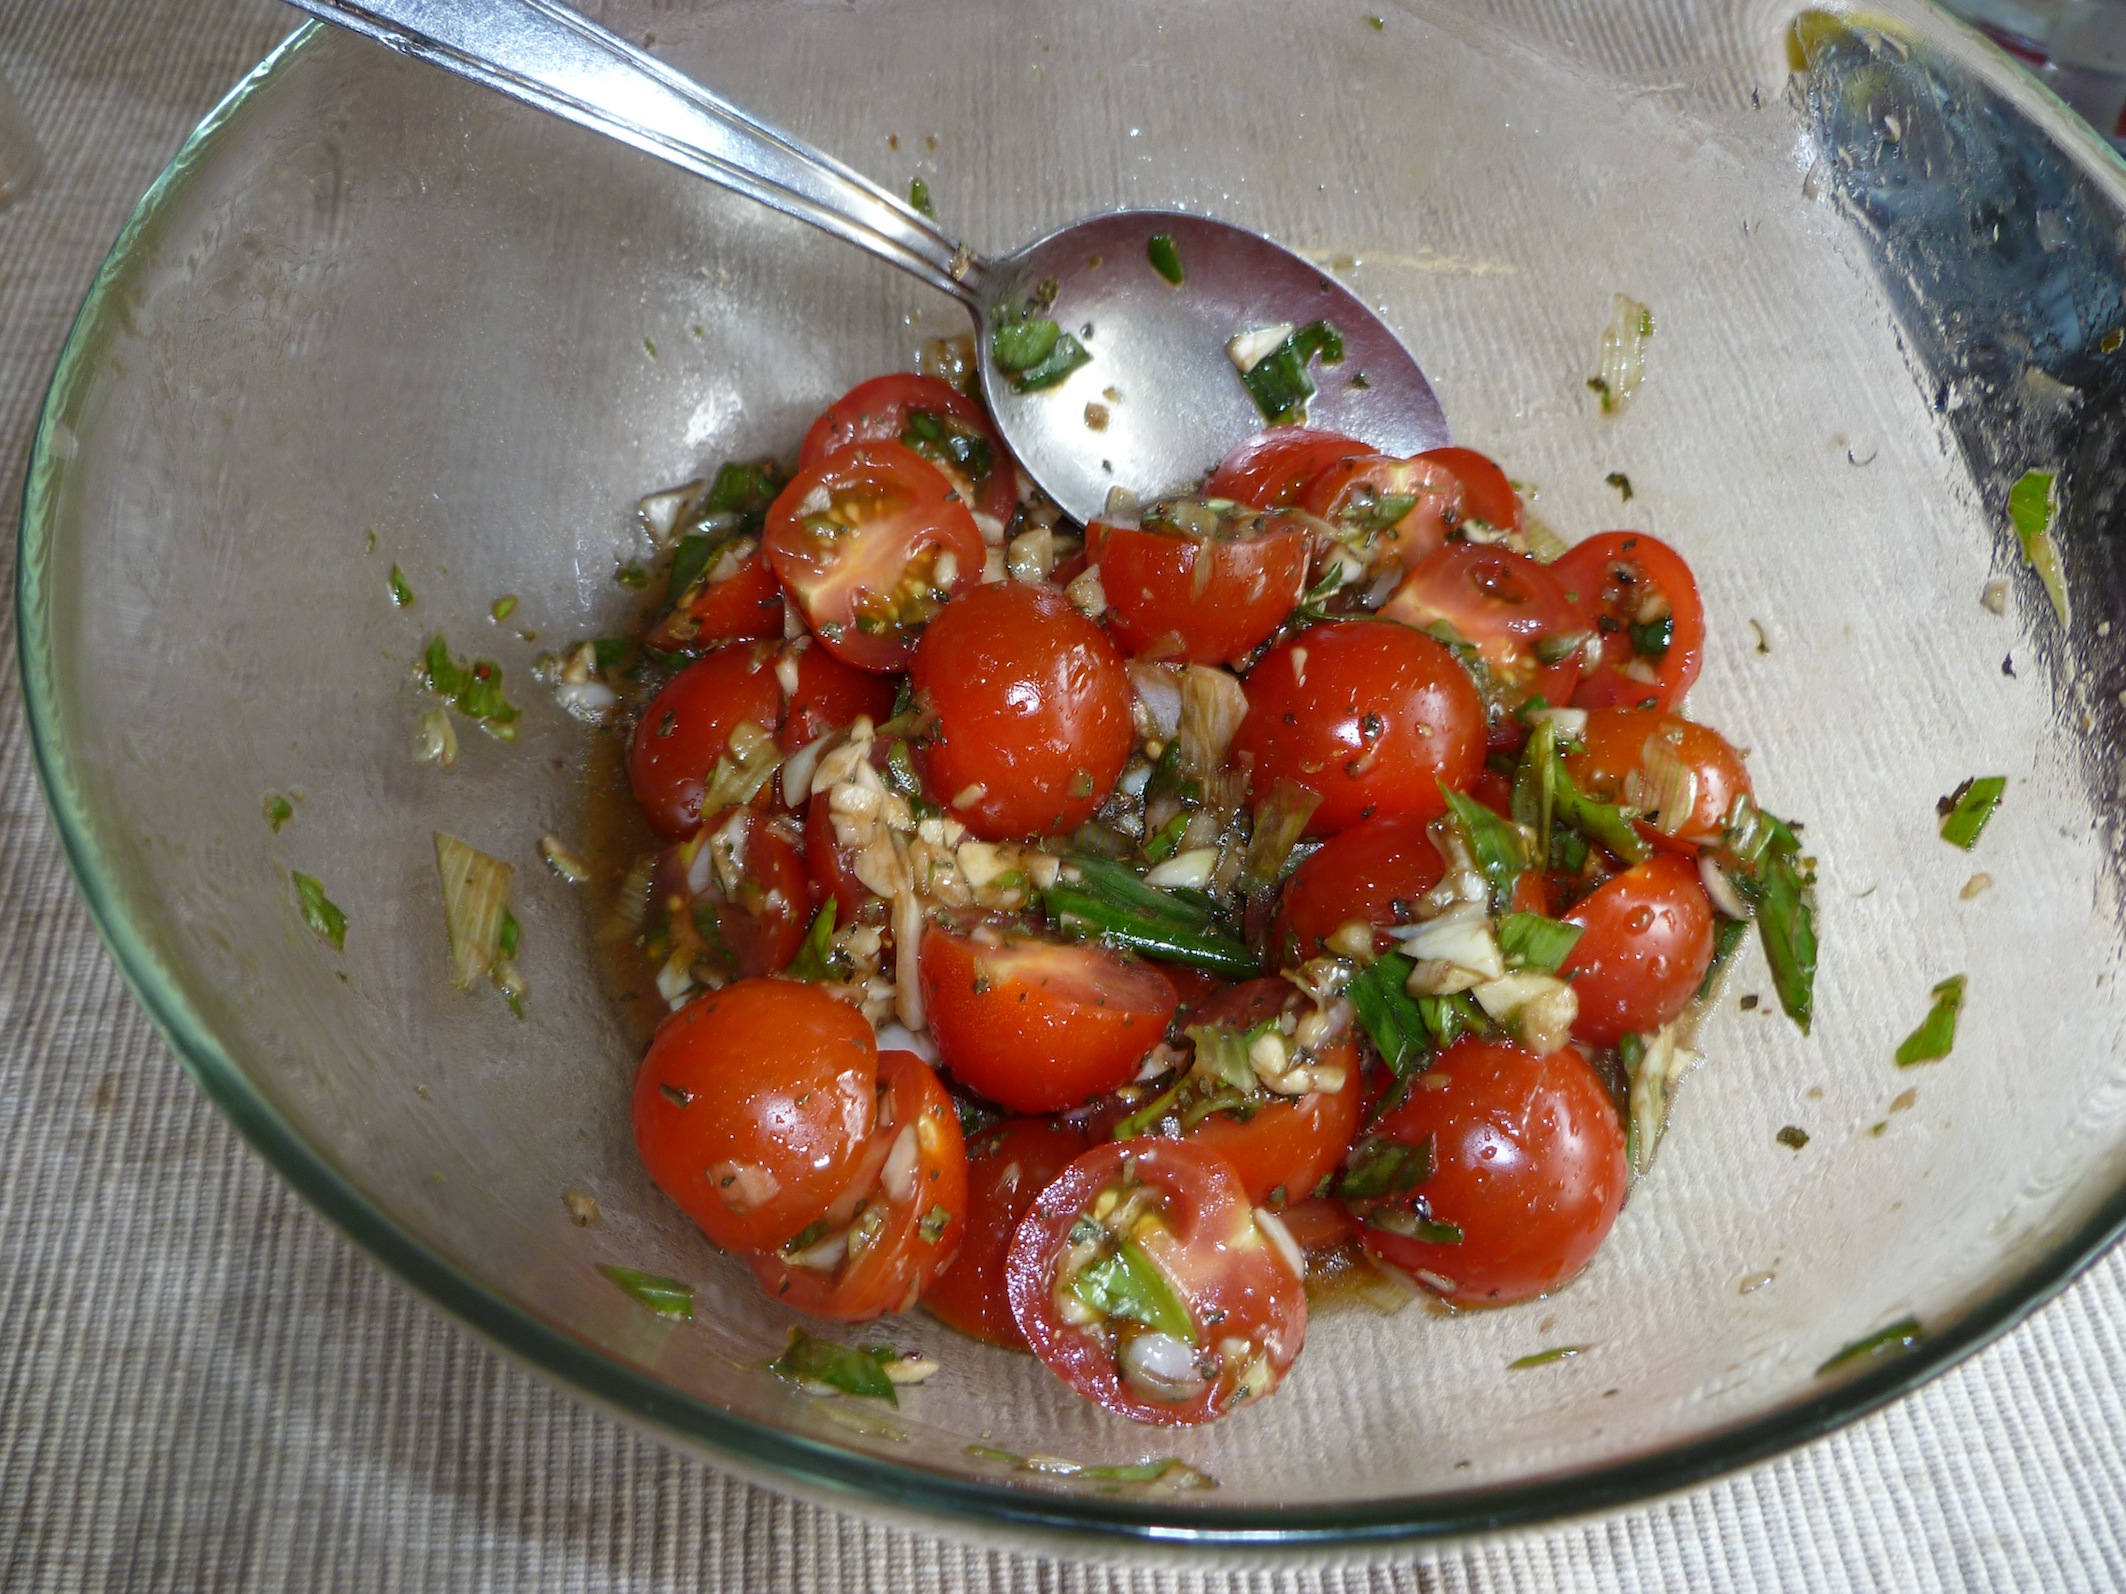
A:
4,2,2126,1587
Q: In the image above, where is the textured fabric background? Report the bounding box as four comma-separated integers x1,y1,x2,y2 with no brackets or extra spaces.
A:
3,1,2126,1588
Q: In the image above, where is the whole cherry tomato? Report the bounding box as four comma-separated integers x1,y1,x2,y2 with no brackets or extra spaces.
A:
1085,510,1310,664
908,580,1132,840
1203,427,1368,508
647,809,811,980
1234,620,1486,835
1348,1037,1625,1305
631,979,878,1252
799,372,1019,527
925,1116,1092,1345
1271,812,1449,963
1551,532,1706,714
627,642,783,841
1007,1139,1308,1425
1560,854,1715,1046
1567,709,1751,848
1297,453,1462,570
1380,542,1585,722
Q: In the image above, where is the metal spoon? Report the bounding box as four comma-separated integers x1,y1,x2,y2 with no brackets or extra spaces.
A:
286,0,1450,524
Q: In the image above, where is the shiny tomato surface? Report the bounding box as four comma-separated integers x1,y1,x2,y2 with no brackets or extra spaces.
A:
799,372,1019,526
1380,541,1585,718
1296,452,1462,569
627,642,783,841
1567,709,1751,848
648,809,810,980
1561,854,1716,1046
925,1116,1092,1345
1086,514,1310,664
1271,812,1450,962
1202,427,1368,508
1552,532,1705,713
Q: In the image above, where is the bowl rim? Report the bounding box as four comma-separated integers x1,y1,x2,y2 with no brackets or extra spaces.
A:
20,6,2126,1548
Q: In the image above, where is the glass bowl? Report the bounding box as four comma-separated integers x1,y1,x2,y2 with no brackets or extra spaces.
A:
22,0,2126,1547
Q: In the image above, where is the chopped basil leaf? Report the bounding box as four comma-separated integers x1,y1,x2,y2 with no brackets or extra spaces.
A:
1070,1241,1195,1342
1014,329,1091,391
900,409,994,482
599,1263,694,1320
1776,1125,1810,1150
1937,776,2005,850
908,176,934,217
789,901,848,983
1441,784,1527,910
1895,974,1965,1067
666,532,720,604
783,1218,830,1254
991,315,1060,373
1816,1315,1923,1376
1337,1134,1432,1200
1508,1344,1587,1369
263,794,294,833
1754,834,1818,1034
1627,614,1672,660
1345,952,1432,1078
614,561,651,589
388,564,414,606
703,459,784,517
770,1326,898,1403
2007,468,2070,627
496,906,520,961
1147,233,1185,285
1497,912,1582,973
490,595,518,622
1239,319,1344,424
292,872,347,951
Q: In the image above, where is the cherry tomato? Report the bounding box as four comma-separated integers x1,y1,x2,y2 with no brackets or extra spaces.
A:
1085,512,1310,664
644,541,786,652
763,442,986,672
1560,854,1715,1046
628,642,783,841
799,372,1019,527
803,790,884,926
925,1116,1092,1345
1274,1197,1355,1253
647,809,811,980
919,924,1177,1113
1234,620,1486,835
778,641,897,753
746,1049,969,1320
1350,1037,1625,1305
631,979,878,1252
1203,427,1368,508
1567,709,1751,848
1419,446,1524,535
1380,542,1585,719
1007,1140,1307,1425
1551,532,1706,713
1271,813,1449,963
1297,453,1462,570
908,581,1133,839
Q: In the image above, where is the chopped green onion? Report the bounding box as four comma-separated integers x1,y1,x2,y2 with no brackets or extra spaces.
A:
1627,614,1672,660
1337,1134,1432,1200
1816,1315,1923,1376
770,1327,898,1402
1044,884,1259,976
490,595,518,622
1496,912,1583,973
1441,784,1527,911
789,901,848,983
1755,838,1818,1034
991,316,1060,372
1141,812,1189,863
1237,778,1321,893
1238,319,1344,424
263,794,294,833
419,636,520,741
1553,754,1651,865
1070,1242,1195,1342
1895,974,1965,1068
1345,951,1432,1078
1418,991,1487,1048
1697,913,1750,999
434,832,517,1001
292,872,347,951
703,459,784,517
614,561,651,589
599,1263,694,1320
908,176,934,217
1511,719,1558,870
1508,1344,1587,1369
388,564,414,606
1937,776,2005,850
1147,233,1185,285
665,533,720,604
2008,468,2070,627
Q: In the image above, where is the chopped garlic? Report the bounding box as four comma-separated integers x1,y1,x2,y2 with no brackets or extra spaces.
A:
1144,847,1220,890
539,834,590,884
1227,323,1295,373
1471,972,1579,1055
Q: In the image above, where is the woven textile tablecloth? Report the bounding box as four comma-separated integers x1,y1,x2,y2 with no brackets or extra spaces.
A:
4,2,2126,1588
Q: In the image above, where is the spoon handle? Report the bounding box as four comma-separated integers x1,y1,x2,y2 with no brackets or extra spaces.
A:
283,0,986,305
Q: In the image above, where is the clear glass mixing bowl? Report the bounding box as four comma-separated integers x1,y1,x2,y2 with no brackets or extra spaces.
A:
22,0,2126,1546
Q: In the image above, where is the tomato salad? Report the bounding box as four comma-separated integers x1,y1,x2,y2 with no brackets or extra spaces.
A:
603,360,1818,1427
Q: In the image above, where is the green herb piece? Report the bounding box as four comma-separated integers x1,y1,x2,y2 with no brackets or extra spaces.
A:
919,1205,951,1243
908,176,934,217
1551,749,1652,866
264,794,294,833
1508,1344,1587,1369
789,901,848,983
1337,1134,1432,1200
1184,1021,1268,1096
615,561,651,589
1360,1211,1464,1244
1239,319,1345,424
1142,812,1189,863
1510,718,1558,870
1497,912,1583,974
1367,13,1385,27
1015,330,1091,391
992,316,1061,373
496,907,521,961
1776,1125,1810,1150
434,831,519,1006
1070,1242,1195,1342
2008,468,2070,627
490,595,519,623
1755,838,1818,1034
1044,855,1258,977
1442,784,1527,910
292,872,347,952
1418,991,1487,1048
592,637,634,674
1895,975,1965,1067
388,564,414,606
704,459,784,517
900,408,995,482
1237,778,1322,894
599,1263,694,1320
1937,776,2005,850
1816,1315,1924,1376
1147,233,1185,285
644,338,658,358
1345,952,1432,1078
1697,914,1750,999
419,636,520,740
965,1446,1216,1490
770,1327,899,1403
1604,471,1634,501
1628,614,1673,660
783,1218,831,1255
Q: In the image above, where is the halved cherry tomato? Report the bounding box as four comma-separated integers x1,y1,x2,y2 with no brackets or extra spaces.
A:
1551,532,1705,713
919,924,1177,1113
647,809,810,981
1085,511,1310,664
627,642,783,841
1560,854,1715,1046
1567,709,1750,848
746,1049,969,1320
1007,1139,1307,1425
803,790,884,925
799,372,1019,527
1381,542,1585,724
1349,1037,1625,1305
763,442,985,672
778,640,897,753
1271,813,1449,963
631,979,878,1253
1234,620,1486,835
1297,453,1461,570
1420,446,1523,535
908,581,1133,839
925,1116,1092,1345
1203,427,1368,508
1274,1197,1355,1252
644,540,785,652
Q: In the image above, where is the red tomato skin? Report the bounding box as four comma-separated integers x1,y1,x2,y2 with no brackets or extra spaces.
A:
909,581,1133,840
1567,709,1751,848
1355,1038,1625,1305
632,979,878,1253
745,1049,969,1321
649,811,811,979
799,372,1019,525
627,643,784,841
762,442,987,673
1274,1197,1355,1253
919,925,1178,1113
1007,1140,1308,1425
804,791,883,925
779,643,897,753
645,544,786,652
1085,517,1310,664
1552,532,1706,714
1296,453,1462,569
1380,541,1584,714
1203,428,1368,508
1234,620,1486,835
925,1117,1092,1346
1272,813,1449,962
1561,854,1716,1046
1419,446,1524,534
